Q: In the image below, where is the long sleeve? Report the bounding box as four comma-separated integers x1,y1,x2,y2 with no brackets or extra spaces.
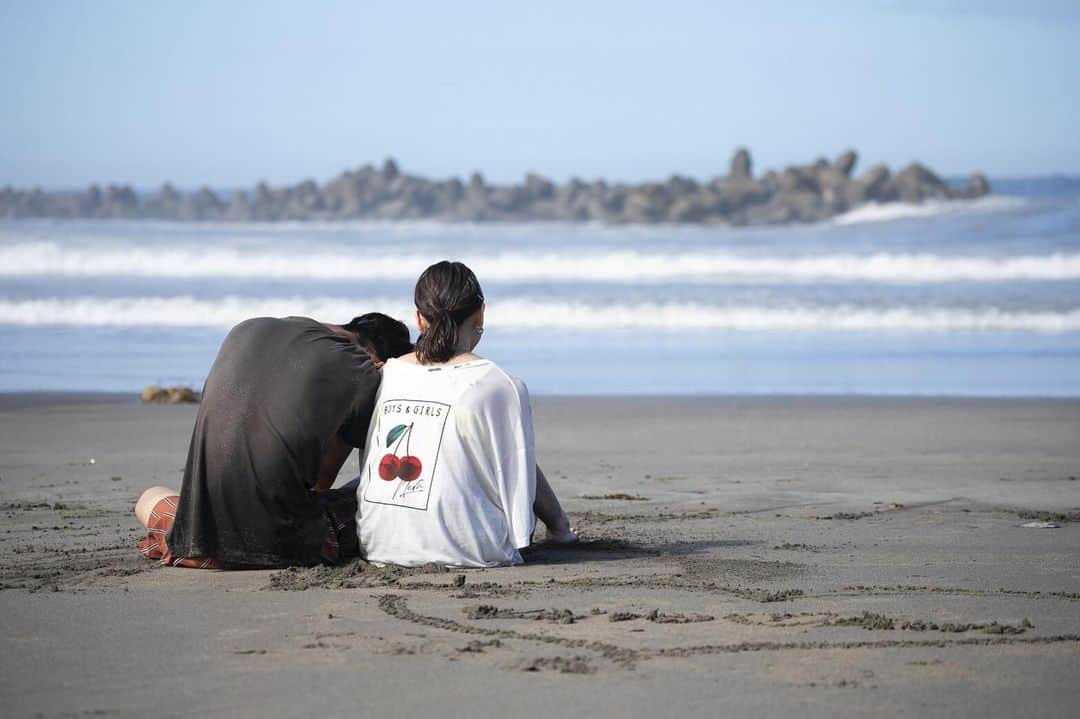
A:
491,376,537,548
456,371,537,549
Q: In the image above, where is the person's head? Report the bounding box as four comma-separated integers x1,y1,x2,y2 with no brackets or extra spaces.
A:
413,260,485,364
342,312,413,361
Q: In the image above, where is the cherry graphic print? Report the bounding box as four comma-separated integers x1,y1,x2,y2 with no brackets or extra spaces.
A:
379,422,422,482
397,455,422,482
377,454,400,481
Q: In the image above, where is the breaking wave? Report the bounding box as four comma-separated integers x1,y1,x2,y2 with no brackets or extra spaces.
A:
1,242,1077,283
2,295,1078,333
832,196,1025,225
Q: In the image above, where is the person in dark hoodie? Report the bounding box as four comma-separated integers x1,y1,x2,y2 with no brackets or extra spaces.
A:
134,312,413,568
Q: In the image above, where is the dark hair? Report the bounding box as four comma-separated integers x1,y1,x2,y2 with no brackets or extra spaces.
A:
342,312,413,361
414,261,484,364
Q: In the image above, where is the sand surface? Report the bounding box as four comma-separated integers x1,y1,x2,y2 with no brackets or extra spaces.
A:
1,395,1078,717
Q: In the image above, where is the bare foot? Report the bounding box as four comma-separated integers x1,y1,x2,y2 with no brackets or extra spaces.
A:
135,486,178,528
544,515,579,544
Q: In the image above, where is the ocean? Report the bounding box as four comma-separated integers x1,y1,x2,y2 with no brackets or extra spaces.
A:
1,177,1078,396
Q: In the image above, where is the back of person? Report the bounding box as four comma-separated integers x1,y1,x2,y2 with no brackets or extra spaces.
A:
356,357,536,567
166,316,380,566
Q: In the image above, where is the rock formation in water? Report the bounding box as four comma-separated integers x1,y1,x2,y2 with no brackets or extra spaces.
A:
0,149,990,225
140,385,200,404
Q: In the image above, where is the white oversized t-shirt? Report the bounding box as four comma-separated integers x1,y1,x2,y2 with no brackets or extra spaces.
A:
355,357,537,567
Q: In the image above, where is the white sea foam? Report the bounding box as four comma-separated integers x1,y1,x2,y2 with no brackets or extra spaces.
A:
832,196,1025,225
2,295,1078,333
1,242,1077,283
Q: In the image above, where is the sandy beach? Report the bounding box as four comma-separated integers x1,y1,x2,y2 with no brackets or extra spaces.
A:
1,394,1078,718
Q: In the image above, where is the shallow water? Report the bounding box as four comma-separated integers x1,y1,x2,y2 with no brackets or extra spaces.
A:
1,178,1078,395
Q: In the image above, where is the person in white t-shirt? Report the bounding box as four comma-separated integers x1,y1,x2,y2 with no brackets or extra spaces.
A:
355,261,577,567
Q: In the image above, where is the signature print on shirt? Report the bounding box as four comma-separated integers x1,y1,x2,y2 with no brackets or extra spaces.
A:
364,399,451,511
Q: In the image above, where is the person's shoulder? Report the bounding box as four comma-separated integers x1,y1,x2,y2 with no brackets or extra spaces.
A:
229,315,276,331
487,363,529,397
377,357,408,381
461,361,530,408
228,315,316,337
222,316,279,344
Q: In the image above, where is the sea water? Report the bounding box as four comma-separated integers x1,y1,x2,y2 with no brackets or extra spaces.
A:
1,178,1078,396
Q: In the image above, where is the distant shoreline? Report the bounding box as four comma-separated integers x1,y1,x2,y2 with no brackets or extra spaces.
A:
0,148,989,226
0,392,137,411
3,392,1077,412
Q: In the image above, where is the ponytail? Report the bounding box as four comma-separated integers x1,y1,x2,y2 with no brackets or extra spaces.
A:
415,310,459,364
413,261,484,364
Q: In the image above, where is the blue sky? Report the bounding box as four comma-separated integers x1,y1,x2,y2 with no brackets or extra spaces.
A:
1,0,1077,188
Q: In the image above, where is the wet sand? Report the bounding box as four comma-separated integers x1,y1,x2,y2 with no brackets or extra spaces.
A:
1,395,1078,717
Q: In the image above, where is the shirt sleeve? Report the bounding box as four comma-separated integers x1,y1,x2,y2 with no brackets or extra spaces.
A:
467,373,537,549
337,357,382,449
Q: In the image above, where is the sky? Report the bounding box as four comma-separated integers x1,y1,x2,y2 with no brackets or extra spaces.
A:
1,0,1078,189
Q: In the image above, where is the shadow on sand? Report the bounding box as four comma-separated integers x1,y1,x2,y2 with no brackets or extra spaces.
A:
520,537,760,566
